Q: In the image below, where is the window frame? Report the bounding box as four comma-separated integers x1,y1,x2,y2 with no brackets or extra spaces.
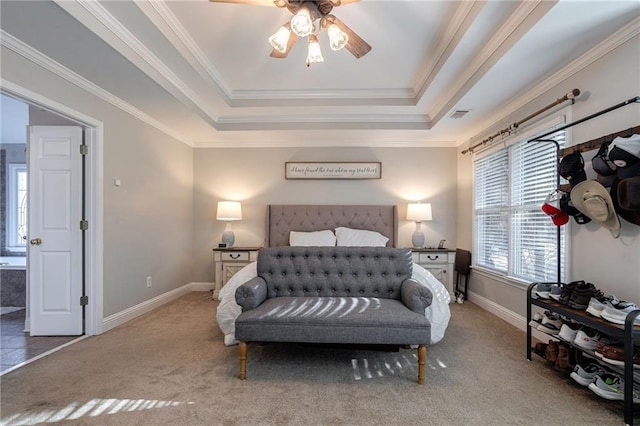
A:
472,114,569,285
7,163,27,252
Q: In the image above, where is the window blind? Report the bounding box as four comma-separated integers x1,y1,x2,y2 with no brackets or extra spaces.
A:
474,130,566,283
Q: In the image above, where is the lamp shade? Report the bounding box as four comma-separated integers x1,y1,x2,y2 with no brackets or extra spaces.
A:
216,201,242,221
407,203,432,222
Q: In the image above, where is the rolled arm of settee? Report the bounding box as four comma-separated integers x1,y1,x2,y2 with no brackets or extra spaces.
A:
235,277,268,311
401,278,433,314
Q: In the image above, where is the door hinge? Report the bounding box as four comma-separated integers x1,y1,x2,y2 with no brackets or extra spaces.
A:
80,220,89,230
80,144,88,155
80,296,89,306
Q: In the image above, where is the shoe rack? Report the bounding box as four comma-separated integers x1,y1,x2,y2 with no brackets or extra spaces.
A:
526,283,640,425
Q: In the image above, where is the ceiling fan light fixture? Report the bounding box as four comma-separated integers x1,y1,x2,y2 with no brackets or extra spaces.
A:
291,7,313,37
306,34,324,66
327,24,348,51
269,25,291,53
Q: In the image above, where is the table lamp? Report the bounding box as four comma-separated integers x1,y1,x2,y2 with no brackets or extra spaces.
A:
216,201,242,247
406,203,432,248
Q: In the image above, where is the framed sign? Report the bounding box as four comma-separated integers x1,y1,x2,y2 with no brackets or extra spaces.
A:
285,162,382,180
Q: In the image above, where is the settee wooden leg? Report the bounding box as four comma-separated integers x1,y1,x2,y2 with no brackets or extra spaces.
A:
239,341,247,380
417,345,427,385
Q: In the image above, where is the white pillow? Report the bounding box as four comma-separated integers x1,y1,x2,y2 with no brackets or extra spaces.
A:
335,227,389,247
289,230,336,247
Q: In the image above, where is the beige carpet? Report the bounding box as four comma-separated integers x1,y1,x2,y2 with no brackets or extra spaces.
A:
0,292,633,425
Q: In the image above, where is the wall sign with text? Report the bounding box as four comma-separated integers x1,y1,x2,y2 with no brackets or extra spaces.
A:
285,162,382,180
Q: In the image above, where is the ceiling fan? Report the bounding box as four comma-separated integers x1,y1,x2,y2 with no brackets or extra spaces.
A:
209,0,371,65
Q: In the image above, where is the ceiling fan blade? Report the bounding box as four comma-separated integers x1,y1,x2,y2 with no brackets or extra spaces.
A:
270,23,299,58
208,0,282,7
328,15,371,59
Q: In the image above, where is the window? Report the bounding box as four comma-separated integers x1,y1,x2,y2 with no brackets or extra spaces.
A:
473,128,566,283
7,163,27,251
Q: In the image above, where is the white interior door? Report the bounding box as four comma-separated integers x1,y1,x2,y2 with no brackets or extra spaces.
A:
28,125,83,336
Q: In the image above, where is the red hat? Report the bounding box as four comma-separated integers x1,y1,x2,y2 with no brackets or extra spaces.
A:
541,192,569,226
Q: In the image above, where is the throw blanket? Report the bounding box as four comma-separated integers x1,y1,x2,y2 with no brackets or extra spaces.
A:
216,262,451,346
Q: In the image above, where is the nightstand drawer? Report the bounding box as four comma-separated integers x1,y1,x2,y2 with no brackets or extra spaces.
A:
219,251,249,261
413,252,447,264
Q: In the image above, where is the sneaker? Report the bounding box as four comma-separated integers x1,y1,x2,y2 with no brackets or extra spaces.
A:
537,312,563,335
570,363,608,386
528,311,543,328
573,327,600,351
586,292,619,318
558,281,579,305
600,300,640,325
558,322,581,342
567,282,597,310
588,373,640,403
601,345,640,369
549,285,563,301
534,283,557,299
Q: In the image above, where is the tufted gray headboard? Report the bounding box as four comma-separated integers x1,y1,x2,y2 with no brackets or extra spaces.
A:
266,205,398,247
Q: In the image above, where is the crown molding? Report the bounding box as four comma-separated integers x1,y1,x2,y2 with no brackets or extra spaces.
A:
54,0,221,128
414,0,487,103
139,0,419,107
427,0,557,127
459,15,640,147
192,137,457,149
135,0,233,101
0,30,191,146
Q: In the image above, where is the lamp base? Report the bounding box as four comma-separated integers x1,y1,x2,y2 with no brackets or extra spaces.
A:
221,222,235,247
411,231,425,249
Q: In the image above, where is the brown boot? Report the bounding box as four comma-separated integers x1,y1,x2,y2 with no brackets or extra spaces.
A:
546,340,559,364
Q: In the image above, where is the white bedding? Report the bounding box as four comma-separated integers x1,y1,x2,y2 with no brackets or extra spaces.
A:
216,262,451,346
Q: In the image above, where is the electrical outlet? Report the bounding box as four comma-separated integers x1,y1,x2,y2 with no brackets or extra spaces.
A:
146,276,152,288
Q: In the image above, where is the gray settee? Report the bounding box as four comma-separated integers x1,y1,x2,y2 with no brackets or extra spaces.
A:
234,246,433,384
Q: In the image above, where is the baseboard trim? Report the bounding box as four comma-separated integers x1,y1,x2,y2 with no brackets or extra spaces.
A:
102,282,213,333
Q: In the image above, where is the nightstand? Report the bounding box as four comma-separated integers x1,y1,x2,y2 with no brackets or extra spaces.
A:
212,247,260,299
410,248,456,299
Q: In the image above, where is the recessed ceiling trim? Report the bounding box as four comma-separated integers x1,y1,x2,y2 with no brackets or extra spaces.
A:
192,138,457,149
0,30,191,146
460,15,640,147
54,0,222,128
413,0,487,104
427,0,557,127
135,0,234,102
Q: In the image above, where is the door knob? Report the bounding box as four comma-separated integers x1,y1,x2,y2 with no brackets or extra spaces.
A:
30,238,42,245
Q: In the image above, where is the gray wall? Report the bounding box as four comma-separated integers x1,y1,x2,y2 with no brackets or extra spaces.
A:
1,44,195,318
458,35,640,317
193,147,458,282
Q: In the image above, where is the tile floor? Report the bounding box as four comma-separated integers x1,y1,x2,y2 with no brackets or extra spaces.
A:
1,309,79,373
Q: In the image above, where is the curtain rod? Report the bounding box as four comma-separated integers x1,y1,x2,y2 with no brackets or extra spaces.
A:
527,95,640,143
461,89,581,154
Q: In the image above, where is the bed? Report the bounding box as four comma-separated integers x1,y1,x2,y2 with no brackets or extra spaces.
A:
216,204,451,346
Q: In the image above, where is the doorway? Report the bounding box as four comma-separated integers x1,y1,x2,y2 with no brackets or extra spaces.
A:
0,85,103,373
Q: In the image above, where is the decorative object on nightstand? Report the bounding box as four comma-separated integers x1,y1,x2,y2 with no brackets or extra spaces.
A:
212,246,260,299
216,201,242,247
406,202,432,249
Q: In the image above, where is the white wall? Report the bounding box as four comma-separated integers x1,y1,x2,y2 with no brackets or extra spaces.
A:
0,94,28,143
193,147,457,282
1,45,195,318
459,35,640,319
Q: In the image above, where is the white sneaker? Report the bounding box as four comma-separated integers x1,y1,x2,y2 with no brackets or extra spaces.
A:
570,363,607,387
573,328,600,351
537,312,562,335
588,373,640,403
586,294,619,318
600,301,640,325
528,312,543,328
558,323,581,342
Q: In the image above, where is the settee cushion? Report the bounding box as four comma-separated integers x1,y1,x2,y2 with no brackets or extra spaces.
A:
235,296,431,345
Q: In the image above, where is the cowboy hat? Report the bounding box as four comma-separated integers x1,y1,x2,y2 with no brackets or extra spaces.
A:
610,177,640,226
570,180,621,238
